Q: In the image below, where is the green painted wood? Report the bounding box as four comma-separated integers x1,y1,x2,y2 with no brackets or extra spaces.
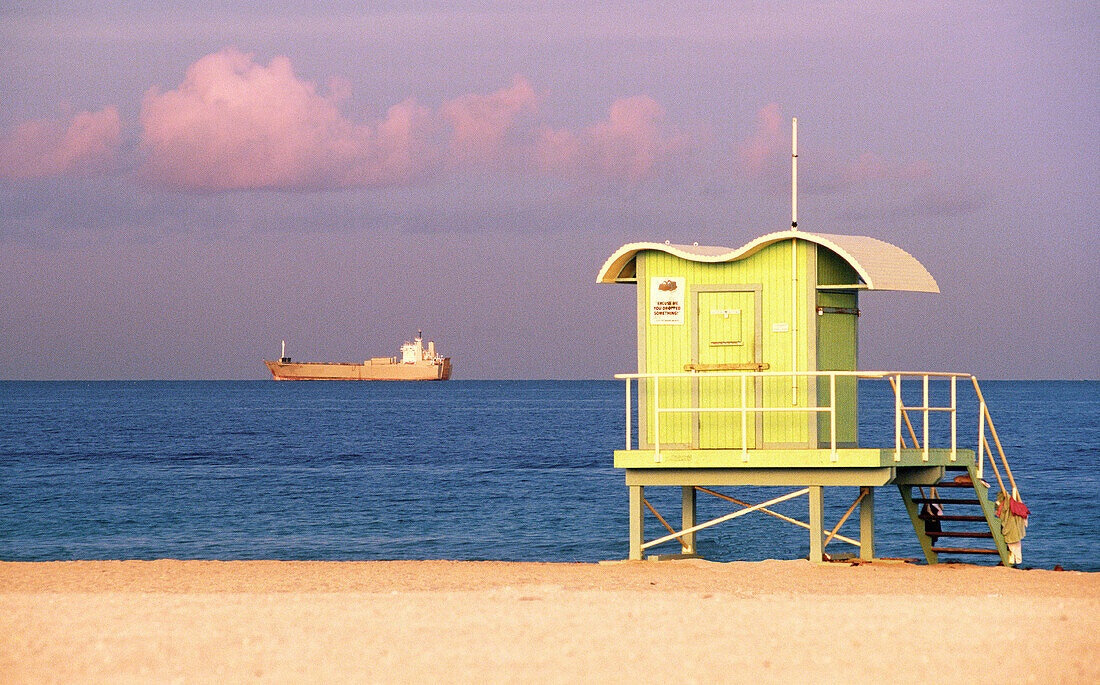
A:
629,485,645,561
614,447,974,469
859,486,875,561
816,245,861,288
898,484,939,564
624,467,898,487
636,240,828,449
894,466,948,485
809,486,825,562
697,289,758,448
682,486,696,555
968,465,1014,566
638,251,693,446
814,243,858,442
816,283,858,446
899,465,1013,566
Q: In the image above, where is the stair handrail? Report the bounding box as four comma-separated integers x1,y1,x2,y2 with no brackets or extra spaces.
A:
969,376,1019,498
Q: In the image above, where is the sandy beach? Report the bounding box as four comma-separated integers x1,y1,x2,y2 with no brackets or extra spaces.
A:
1,558,1097,683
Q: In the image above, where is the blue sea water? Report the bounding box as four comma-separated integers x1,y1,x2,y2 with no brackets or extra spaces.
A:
0,380,1097,570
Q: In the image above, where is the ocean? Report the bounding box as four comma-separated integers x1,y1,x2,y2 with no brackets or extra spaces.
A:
0,380,1096,571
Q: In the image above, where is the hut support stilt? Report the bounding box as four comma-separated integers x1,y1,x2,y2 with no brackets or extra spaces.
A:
809,486,825,562
629,485,644,561
859,486,875,561
681,486,696,555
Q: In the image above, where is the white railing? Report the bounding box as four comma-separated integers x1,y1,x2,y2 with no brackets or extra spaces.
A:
618,370,847,463
887,372,962,464
615,370,1017,494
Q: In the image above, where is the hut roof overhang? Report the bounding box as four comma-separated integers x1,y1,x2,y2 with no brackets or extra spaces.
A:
596,229,939,293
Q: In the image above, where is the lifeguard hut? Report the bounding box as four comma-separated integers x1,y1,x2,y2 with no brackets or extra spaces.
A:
598,120,1026,565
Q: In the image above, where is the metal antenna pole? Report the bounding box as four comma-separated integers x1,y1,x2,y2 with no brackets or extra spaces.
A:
790,118,799,403
791,117,798,230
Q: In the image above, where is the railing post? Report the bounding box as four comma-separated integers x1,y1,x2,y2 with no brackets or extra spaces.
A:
922,374,929,462
950,375,957,462
625,378,632,450
741,373,749,462
894,375,902,462
829,373,837,462
653,375,661,463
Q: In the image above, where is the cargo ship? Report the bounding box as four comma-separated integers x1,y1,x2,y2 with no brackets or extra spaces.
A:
264,332,452,381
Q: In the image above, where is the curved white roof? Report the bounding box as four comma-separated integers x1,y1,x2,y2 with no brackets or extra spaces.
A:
596,229,939,293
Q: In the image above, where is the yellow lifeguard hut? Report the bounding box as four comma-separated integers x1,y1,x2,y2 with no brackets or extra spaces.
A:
598,120,1026,564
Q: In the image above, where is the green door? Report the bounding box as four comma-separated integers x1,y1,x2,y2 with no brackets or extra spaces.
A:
696,291,758,448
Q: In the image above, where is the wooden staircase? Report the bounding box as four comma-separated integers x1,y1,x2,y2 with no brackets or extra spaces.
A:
899,464,1013,566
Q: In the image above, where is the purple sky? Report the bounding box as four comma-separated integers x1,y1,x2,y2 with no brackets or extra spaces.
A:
1,3,1096,380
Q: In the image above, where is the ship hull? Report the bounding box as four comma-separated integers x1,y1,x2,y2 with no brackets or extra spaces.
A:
264,358,451,381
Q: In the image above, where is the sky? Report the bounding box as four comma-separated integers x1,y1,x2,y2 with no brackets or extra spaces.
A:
0,2,1096,380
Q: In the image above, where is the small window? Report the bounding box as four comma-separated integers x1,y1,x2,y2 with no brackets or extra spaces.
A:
708,308,742,346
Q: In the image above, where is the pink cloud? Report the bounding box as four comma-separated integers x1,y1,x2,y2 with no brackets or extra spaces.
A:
589,96,683,182
0,107,121,180
533,128,583,173
534,96,687,183
732,105,936,195
441,76,538,165
735,103,784,172
0,59,943,200
133,49,693,191
139,49,433,190
846,152,932,183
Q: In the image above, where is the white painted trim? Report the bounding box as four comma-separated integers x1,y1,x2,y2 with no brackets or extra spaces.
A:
596,231,939,293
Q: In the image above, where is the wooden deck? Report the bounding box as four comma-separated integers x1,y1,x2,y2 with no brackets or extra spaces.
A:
616,447,973,482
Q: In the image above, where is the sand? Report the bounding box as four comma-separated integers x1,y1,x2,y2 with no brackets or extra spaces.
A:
1,559,1097,683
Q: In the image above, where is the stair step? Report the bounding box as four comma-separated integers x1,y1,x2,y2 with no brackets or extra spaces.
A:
920,514,987,522
931,547,1001,555
912,497,982,506
925,531,993,539
932,481,983,488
